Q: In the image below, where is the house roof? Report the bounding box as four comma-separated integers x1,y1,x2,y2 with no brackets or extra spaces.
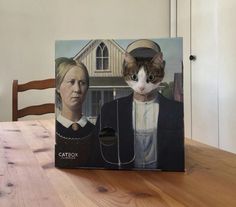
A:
73,39,126,60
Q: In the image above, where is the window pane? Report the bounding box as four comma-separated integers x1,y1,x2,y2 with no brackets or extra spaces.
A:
100,42,105,49
103,58,108,69
96,58,102,70
103,46,108,57
91,91,101,116
96,46,102,57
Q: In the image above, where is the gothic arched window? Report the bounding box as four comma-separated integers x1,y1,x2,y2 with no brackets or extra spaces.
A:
96,42,109,70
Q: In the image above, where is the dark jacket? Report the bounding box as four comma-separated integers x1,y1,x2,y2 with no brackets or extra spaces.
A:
93,93,185,171
55,120,95,168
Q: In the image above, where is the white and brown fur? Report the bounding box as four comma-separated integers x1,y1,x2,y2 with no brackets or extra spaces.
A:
122,52,165,95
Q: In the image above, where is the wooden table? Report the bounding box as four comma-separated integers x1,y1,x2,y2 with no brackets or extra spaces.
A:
0,119,236,207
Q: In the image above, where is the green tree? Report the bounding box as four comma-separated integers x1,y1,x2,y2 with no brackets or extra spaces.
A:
160,81,174,100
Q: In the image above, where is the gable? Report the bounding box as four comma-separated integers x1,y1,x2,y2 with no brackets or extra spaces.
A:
73,39,126,77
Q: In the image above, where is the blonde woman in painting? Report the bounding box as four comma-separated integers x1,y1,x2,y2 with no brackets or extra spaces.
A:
55,57,94,166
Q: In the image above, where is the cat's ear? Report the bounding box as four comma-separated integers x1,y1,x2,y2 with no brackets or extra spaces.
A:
123,52,136,64
151,52,164,65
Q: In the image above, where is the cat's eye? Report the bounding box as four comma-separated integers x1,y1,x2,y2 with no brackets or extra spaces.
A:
148,74,155,82
131,74,138,81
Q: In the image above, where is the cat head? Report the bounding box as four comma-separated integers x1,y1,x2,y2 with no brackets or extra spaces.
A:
122,40,165,95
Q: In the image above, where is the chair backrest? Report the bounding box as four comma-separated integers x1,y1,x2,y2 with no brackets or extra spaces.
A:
12,79,55,121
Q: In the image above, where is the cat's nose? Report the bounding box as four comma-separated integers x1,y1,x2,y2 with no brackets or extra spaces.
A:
139,86,145,91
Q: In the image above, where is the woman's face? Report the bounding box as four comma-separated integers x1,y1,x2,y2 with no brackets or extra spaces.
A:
59,66,88,111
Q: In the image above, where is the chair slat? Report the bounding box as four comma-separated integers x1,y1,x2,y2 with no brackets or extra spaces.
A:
12,79,55,121
18,79,55,92
18,104,55,118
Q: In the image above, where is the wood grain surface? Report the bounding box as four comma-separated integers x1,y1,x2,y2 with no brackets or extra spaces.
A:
0,119,236,207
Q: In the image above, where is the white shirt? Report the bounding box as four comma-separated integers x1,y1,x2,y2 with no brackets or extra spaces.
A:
132,98,159,168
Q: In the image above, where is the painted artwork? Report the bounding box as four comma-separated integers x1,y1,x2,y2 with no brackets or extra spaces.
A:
55,38,184,171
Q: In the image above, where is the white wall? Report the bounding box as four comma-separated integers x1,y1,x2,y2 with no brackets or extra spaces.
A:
177,0,236,154
218,0,236,153
0,0,170,121
191,0,219,147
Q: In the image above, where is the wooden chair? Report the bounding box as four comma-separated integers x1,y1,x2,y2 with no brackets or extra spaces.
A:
12,79,55,121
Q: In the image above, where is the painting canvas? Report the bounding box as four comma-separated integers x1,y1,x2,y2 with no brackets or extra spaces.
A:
55,38,184,171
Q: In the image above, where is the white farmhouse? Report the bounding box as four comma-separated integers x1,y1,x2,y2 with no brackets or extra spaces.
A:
73,39,131,122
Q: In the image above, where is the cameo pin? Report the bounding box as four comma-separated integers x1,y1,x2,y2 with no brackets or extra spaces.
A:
71,123,79,131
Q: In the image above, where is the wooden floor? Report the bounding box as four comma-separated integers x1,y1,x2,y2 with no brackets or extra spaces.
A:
0,119,236,207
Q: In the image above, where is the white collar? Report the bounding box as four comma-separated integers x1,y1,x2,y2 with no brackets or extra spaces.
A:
57,114,88,128
133,97,157,105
